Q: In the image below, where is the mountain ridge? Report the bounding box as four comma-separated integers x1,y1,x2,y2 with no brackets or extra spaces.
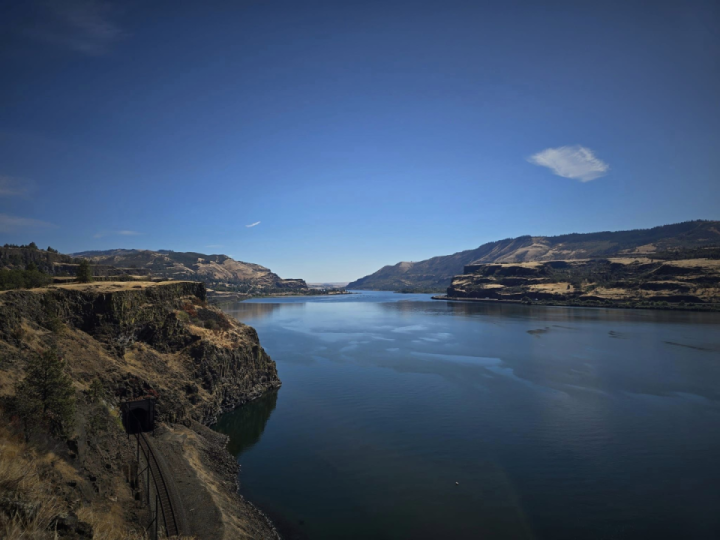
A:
72,248,308,292
347,220,720,291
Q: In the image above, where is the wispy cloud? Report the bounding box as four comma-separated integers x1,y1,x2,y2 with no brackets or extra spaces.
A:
0,213,55,233
528,145,609,182
246,221,261,228
93,230,142,239
24,0,125,56
0,176,33,197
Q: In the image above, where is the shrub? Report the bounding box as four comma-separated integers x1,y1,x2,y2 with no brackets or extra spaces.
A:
0,268,51,291
204,319,218,331
44,314,63,335
181,302,198,318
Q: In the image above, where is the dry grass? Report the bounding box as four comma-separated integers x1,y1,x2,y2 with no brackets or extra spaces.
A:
0,425,153,540
527,282,575,294
583,287,633,299
0,281,194,296
75,503,147,540
665,258,720,269
607,257,654,264
0,428,63,540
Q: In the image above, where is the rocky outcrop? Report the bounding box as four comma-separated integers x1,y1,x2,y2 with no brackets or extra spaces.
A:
0,281,280,424
446,258,720,308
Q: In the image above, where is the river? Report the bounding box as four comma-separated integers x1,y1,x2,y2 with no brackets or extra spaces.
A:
215,291,720,540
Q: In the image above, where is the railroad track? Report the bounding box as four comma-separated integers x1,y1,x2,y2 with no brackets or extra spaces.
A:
136,432,184,538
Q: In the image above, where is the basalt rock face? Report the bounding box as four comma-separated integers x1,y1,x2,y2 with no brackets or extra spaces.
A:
187,330,279,424
447,258,720,306
0,281,280,424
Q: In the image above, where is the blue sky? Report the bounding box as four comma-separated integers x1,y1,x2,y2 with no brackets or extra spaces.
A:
1,0,718,282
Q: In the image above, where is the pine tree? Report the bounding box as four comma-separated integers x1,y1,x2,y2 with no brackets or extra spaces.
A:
14,349,76,440
76,259,93,283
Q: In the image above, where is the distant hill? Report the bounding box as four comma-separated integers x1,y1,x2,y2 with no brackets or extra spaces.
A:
307,282,350,289
73,248,307,292
347,220,720,291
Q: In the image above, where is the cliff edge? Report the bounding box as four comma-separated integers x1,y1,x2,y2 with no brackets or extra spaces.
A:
0,281,280,539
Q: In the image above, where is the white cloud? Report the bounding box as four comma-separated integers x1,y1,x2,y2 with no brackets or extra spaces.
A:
246,221,261,228
528,145,609,182
0,176,32,197
0,213,55,233
93,230,142,238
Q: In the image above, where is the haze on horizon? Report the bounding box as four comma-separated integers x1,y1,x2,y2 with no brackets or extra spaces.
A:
1,0,718,282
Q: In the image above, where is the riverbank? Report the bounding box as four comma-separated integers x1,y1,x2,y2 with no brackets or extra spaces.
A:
209,289,354,303
434,294,720,312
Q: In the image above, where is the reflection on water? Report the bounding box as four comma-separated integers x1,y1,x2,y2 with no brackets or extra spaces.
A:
219,300,304,322
215,390,278,456
380,297,720,325
216,291,720,540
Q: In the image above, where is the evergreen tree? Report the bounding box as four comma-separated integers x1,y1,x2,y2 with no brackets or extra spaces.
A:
14,349,76,440
76,259,93,283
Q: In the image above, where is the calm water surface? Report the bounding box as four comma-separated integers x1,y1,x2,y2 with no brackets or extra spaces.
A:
215,291,720,540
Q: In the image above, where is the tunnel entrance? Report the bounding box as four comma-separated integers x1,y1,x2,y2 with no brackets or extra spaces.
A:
121,398,156,434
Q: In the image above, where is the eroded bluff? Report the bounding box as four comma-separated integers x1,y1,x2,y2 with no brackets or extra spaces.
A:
447,258,720,305
0,281,280,424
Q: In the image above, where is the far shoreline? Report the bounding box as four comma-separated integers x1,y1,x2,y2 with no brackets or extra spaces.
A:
434,294,720,313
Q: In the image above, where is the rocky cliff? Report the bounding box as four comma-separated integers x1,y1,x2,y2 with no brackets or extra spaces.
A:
0,281,281,539
446,258,720,308
348,220,720,291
